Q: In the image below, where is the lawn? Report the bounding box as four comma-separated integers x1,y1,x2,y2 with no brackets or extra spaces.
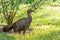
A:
0,2,60,40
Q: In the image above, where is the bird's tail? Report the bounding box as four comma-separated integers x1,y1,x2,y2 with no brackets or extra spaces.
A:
2,24,14,32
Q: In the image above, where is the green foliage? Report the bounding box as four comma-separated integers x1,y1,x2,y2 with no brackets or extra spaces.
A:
0,0,54,24
53,0,57,2
30,0,53,11
0,0,20,24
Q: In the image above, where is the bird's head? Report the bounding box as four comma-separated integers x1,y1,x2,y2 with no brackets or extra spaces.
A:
27,9,33,14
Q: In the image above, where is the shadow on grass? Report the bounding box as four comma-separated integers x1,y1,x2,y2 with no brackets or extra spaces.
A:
0,32,16,40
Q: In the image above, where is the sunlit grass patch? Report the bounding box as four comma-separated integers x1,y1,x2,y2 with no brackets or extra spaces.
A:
6,25,60,40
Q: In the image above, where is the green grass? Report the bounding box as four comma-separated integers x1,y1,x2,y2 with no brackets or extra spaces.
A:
0,3,60,40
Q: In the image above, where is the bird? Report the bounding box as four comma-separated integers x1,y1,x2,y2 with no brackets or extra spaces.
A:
13,9,33,34
2,9,33,34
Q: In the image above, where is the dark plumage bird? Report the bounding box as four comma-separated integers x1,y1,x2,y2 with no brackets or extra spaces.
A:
13,9,33,34
2,9,33,34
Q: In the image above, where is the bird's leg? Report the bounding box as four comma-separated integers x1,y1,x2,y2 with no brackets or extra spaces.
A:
13,29,16,33
23,30,26,35
13,26,16,33
19,30,21,34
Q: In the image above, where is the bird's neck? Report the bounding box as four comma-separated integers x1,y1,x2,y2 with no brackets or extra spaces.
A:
28,14,32,21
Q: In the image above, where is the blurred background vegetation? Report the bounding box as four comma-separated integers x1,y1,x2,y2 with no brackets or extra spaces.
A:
0,0,60,40
0,0,55,25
